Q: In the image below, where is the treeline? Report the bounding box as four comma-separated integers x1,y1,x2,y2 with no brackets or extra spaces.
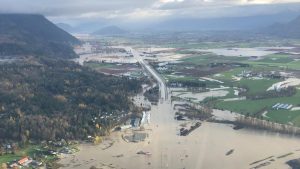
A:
0,42,77,59
144,86,159,103
0,59,142,142
236,115,300,136
240,86,297,100
168,80,207,88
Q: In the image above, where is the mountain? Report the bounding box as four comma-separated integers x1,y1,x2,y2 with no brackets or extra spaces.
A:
151,12,299,31
0,14,80,59
56,19,111,34
262,16,300,39
56,23,74,33
93,26,127,35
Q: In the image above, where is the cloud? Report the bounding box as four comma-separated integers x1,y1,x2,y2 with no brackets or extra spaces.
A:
0,0,300,24
0,0,155,17
155,0,300,10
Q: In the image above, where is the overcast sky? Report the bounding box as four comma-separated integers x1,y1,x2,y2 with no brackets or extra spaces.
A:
1,0,300,25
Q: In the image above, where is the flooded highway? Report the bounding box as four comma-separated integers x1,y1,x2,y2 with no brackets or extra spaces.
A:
60,47,300,169
127,46,168,100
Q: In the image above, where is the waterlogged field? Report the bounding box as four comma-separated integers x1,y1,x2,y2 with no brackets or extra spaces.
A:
84,62,144,77
55,37,300,169
154,41,300,127
255,54,295,63
215,89,300,125
235,79,280,94
244,58,300,70
78,36,300,129
160,39,299,49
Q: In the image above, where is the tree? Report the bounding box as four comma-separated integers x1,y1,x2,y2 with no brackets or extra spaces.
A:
0,146,4,156
94,136,102,145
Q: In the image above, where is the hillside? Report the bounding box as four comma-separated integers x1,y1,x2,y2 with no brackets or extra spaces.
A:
0,59,142,141
262,15,300,39
0,14,80,59
93,26,127,35
56,23,74,33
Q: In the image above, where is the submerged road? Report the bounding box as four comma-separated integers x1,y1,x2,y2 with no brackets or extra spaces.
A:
126,47,168,101
62,46,300,169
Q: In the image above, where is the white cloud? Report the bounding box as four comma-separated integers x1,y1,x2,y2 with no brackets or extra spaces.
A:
0,0,300,23
126,8,171,20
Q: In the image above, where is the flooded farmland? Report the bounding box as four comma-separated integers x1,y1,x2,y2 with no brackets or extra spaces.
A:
192,47,294,57
52,41,300,169
60,90,300,169
59,45,300,169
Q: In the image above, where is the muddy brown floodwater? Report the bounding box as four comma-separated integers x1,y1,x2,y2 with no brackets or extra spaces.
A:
60,46,300,169
59,99,300,169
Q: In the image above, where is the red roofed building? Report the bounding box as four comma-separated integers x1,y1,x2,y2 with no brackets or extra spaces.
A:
18,157,29,165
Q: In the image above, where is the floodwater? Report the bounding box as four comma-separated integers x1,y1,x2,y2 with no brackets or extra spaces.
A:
173,90,229,102
59,99,300,169
193,47,282,57
73,53,137,65
0,59,16,63
60,46,300,169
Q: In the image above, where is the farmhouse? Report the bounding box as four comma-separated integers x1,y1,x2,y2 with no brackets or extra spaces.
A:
157,66,168,71
18,156,32,166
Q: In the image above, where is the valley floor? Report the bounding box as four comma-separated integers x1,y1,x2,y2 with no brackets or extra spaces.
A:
60,43,300,169
59,97,300,169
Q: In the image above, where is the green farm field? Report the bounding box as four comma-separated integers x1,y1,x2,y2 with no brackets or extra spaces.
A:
215,89,300,126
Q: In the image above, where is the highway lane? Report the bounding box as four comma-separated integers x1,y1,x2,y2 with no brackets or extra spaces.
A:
126,47,168,101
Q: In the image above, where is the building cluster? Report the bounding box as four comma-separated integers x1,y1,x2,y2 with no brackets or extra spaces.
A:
272,103,293,110
169,82,183,88
156,62,169,72
8,156,42,169
1,140,77,169
141,51,157,58
140,111,151,125
237,70,283,79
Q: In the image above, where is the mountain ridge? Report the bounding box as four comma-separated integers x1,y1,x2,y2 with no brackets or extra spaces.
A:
93,25,127,35
0,14,80,59
262,15,300,38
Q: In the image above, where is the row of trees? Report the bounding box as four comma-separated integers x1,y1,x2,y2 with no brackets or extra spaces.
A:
144,86,159,103
236,115,300,135
243,86,297,100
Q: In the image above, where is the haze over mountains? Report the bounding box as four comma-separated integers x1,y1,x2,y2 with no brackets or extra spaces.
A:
93,26,127,35
1,11,300,60
56,20,111,34
55,11,300,39
153,12,300,31
263,15,300,38
0,14,80,59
